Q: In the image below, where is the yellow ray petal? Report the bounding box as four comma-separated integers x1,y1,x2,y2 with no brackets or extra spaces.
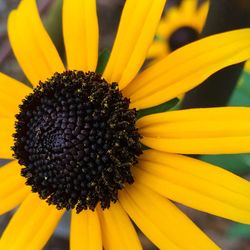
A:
0,193,64,250
70,210,102,250
138,107,250,154
197,1,209,29
140,121,250,138
140,136,250,154
155,17,170,37
134,150,250,224
180,0,197,17
63,0,98,71
0,161,29,215
137,107,250,128
0,188,29,216
166,7,179,24
8,0,64,87
103,0,165,89
147,41,167,59
119,183,219,250
97,202,142,250
0,92,21,118
123,29,250,109
0,73,31,117
0,117,15,159
0,161,25,198
245,60,250,72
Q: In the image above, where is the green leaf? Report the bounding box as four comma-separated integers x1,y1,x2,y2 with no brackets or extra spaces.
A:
96,49,110,74
44,0,64,57
154,35,164,42
136,98,179,120
227,223,250,238
140,143,151,151
229,71,250,106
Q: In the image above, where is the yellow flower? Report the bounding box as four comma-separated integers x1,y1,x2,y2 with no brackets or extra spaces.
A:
148,0,209,59
1,0,250,249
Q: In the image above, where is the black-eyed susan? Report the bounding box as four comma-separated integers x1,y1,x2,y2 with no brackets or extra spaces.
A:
1,0,250,249
148,0,208,59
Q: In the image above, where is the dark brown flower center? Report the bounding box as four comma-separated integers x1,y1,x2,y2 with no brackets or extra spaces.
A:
13,71,142,213
169,26,199,51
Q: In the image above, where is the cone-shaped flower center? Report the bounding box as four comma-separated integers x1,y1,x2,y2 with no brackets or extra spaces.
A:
169,26,199,51
13,71,142,212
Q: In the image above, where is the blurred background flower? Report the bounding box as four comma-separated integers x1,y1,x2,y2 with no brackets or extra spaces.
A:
147,0,208,60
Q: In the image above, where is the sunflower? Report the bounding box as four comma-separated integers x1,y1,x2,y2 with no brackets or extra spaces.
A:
147,0,209,59
1,0,250,249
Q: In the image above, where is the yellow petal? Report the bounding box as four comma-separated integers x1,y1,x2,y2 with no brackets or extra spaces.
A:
119,183,219,250
140,136,250,154
70,210,102,250
137,107,250,127
134,150,250,224
0,193,64,250
180,0,197,16
0,117,15,159
97,202,142,250
0,188,29,216
0,161,29,215
8,0,64,87
0,73,31,117
197,1,209,30
63,0,98,71
138,107,250,154
103,0,165,89
245,61,250,72
140,121,250,138
123,29,250,109
0,161,25,198
147,41,167,59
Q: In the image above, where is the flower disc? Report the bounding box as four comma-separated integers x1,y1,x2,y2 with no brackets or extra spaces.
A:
13,71,142,212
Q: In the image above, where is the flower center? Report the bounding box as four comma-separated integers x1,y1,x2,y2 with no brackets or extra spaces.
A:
13,71,142,212
169,26,199,51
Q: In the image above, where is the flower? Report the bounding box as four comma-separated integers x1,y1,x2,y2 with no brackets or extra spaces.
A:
1,0,250,249
147,0,208,60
